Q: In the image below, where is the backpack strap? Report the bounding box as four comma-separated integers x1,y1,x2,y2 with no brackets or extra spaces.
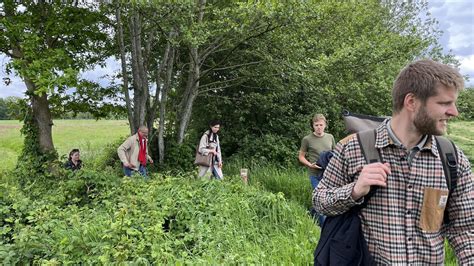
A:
357,129,382,164
434,136,458,225
356,129,382,208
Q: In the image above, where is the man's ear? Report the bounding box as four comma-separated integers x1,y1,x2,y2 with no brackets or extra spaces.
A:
404,93,419,112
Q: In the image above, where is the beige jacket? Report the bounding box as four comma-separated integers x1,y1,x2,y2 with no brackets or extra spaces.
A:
117,133,152,170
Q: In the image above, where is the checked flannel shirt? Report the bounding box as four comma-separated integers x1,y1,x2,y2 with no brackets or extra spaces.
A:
313,119,474,265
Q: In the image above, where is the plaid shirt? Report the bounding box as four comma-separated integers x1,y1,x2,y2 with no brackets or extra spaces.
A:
313,120,474,265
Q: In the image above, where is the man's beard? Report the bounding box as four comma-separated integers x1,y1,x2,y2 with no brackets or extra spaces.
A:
413,105,444,135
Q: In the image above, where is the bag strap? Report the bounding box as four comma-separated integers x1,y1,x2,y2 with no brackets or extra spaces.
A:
357,129,382,164
434,136,458,225
355,129,382,209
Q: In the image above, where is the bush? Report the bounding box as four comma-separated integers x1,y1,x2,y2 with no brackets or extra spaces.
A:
0,173,319,264
233,134,298,167
92,138,126,175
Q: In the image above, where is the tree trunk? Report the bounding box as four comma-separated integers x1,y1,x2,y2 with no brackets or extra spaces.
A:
129,8,148,130
158,36,176,164
177,0,206,144
115,3,134,134
24,78,55,153
178,47,200,144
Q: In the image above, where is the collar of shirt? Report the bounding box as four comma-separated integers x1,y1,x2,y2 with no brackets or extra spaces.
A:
382,119,430,165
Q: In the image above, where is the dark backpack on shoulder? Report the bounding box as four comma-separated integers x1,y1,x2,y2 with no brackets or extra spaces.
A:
313,130,379,266
314,113,458,266
344,111,459,224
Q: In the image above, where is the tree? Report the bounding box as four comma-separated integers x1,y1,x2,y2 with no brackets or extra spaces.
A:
0,98,8,119
0,1,109,157
190,1,456,163
0,96,22,119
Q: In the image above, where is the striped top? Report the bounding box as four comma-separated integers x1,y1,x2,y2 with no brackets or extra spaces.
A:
313,119,474,265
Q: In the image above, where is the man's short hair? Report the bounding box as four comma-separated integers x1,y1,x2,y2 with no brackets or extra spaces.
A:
392,59,464,114
312,114,327,124
310,114,327,130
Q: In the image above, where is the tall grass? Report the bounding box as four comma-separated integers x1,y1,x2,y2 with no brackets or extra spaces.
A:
225,159,313,210
1,170,319,264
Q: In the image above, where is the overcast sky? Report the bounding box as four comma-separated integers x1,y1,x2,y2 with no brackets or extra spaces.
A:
1,1,473,98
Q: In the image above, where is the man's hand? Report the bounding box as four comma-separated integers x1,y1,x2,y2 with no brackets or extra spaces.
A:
124,162,135,169
351,162,390,200
149,158,154,164
309,163,322,170
209,148,218,156
218,161,223,168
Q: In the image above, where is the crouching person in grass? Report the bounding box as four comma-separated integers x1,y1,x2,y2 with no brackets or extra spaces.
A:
64,148,82,171
117,125,153,178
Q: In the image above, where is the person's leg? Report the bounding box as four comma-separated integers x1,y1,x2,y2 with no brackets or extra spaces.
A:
198,166,211,178
309,175,319,190
123,166,132,176
212,165,223,180
139,165,148,179
309,175,326,226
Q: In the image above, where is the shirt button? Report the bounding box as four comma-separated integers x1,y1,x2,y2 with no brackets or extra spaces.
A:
408,185,413,189
408,237,412,241
406,210,411,215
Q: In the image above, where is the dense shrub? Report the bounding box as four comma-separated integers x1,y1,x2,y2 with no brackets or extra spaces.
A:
162,139,195,174
92,138,126,175
233,134,299,167
146,132,196,174
0,172,319,264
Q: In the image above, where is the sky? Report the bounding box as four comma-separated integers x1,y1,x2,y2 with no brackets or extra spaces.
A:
0,0,473,99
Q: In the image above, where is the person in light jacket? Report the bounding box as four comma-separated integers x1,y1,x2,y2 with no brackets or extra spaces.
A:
197,120,223,179
117,125,153,177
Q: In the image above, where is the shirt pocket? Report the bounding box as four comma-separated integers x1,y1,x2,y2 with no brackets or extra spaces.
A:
419,187,448,232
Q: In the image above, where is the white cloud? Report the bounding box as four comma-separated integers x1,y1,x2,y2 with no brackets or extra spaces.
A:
428,0,474,86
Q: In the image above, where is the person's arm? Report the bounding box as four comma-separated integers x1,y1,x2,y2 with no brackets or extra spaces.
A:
298,137,320,169
216,135,223,167
312,136,389,216
445,149,474,264
298,151,320,169
198,134,215,156
117,137,133,168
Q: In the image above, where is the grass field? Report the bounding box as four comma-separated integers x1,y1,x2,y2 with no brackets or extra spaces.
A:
449,120,474,164
0,119,130,171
